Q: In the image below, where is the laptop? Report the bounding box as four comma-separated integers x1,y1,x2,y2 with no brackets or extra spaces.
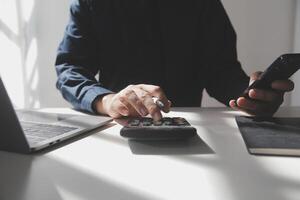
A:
0,78,112,154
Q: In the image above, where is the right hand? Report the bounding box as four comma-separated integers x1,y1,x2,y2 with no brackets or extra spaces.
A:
95,84,171,120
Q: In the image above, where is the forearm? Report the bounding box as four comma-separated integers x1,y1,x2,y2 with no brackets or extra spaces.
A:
205,62,249,106
56,63,113,113
55,0,116,113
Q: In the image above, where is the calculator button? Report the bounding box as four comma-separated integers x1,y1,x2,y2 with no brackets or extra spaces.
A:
153,120,163,126
143,118,153,122
162,117,173,125
129,119,140,126
142,118,153,126
142,121,152,126
173,117,189,126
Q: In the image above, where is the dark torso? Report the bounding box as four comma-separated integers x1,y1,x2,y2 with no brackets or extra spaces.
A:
56,0,249,111
89,0,208,106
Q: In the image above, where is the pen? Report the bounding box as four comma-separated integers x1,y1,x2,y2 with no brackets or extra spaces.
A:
152,97,165,110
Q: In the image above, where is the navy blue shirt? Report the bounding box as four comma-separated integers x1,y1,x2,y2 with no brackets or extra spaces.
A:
55,0,249,113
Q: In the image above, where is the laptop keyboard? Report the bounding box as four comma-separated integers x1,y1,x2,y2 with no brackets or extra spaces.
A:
21,121,78,145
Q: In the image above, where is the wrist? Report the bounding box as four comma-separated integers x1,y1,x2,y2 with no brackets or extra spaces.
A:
95,93,115,115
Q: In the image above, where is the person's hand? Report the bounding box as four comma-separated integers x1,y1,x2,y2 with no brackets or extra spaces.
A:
95,84,171,120
229,71,294,116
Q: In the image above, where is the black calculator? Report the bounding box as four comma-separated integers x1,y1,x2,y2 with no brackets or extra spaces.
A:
120,117,197,140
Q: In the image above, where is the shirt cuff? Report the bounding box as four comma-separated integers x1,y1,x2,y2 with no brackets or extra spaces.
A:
81,86,114,114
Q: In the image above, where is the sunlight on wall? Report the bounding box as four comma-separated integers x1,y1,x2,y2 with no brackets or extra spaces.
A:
0,33,24,108
0,0,39,108
0,0,19,35
0,0,25,108
25,38,40,108
20,0,35,22
292,1,300,106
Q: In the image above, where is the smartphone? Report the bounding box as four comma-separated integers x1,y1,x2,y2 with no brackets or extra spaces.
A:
240,53,300,99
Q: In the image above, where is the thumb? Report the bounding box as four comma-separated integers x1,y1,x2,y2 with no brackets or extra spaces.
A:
249,71,263,85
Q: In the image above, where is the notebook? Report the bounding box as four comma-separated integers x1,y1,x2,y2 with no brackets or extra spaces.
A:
236,116,300,156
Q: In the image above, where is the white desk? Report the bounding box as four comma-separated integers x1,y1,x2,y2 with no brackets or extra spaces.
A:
1,107,300,200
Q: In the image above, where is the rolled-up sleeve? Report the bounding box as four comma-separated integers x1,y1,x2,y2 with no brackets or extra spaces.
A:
55,0,113,113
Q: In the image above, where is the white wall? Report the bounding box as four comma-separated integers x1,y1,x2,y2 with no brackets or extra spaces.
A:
0,0,297,108
34,0,71,108
0,0,70,109
291,0,300,106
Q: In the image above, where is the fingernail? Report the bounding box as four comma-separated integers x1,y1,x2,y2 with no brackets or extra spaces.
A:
236,98,242,106
249,89,255,97
162,101,171,113
140,108,148,116
121,108,129,116
153,112,162,121
232,100,237,107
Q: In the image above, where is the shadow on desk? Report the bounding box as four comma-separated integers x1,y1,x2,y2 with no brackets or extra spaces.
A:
0,122,155,200
0,151,154,200
128,135,214,155
0,152,32,200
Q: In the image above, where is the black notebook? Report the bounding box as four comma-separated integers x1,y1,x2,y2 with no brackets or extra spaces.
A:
236,116,300,156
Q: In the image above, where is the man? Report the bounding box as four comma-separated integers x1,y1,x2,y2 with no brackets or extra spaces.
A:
55,0,294,120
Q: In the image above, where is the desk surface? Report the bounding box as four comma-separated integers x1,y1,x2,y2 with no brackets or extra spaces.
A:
1,107,300,200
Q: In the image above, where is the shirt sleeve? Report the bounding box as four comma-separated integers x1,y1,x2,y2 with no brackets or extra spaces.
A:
201,0,250,106
55,0,113,113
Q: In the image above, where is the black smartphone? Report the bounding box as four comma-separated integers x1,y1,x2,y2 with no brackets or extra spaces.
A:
240,53,300,99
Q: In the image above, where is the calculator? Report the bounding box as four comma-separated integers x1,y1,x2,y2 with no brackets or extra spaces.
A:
120,117,197,140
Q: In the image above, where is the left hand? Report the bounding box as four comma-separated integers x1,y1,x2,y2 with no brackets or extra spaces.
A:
229,71,294,116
